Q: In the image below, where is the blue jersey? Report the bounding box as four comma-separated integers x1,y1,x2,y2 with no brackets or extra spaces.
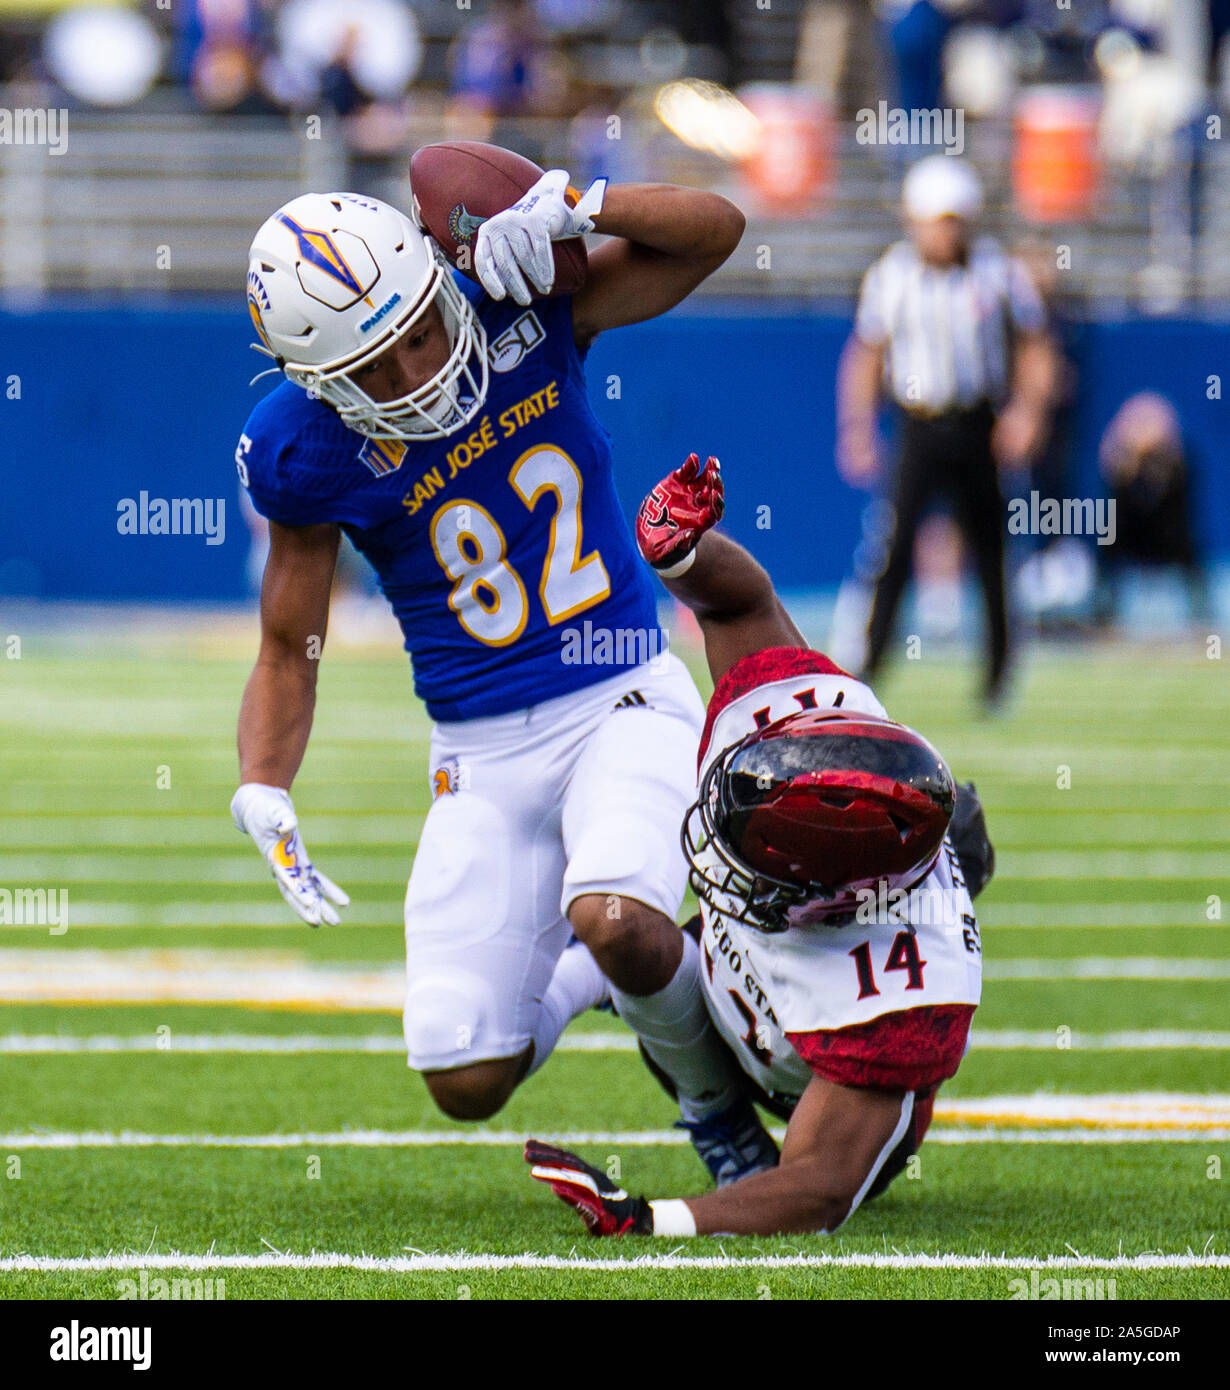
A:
238,280,662,721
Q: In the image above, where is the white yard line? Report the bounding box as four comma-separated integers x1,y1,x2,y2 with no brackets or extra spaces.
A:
999,852,1228,878
971,1029,1230,1049
0,1251,1224,1274
984,902,1218,927
4,1128,1222,1149
48,904,401,928
0,949,405,1010
3,850,1227,883
46,899,1218,928
3,950,1227,1009
984,958,1230,980
4,1029,1230,1055
0,816,424,849
4,1093,1229,1149
924,1128,1230,1143
0,1032,631,1054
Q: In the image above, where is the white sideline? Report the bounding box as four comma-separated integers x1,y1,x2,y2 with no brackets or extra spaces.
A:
45,898,1222,927
3,950,1229,1009
6,847,1227,883
4,1028,1230,1054
0,1252,1225,1274
4,1098,1229,1150
985,958,1230,981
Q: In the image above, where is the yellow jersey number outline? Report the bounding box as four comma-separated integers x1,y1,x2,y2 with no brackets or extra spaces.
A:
428,443,612,647
430,499,530,648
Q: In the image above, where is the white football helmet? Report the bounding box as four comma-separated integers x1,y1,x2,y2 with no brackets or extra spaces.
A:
246,191,488,440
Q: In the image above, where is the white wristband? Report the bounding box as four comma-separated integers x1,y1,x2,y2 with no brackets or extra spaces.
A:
649,1198,697,1237
653,549,697,581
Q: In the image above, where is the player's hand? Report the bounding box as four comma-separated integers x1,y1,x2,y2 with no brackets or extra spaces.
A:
475,170,607,306
992,398,1046,470
636,453,724,573
230,783,349,927
524,1140,653,1236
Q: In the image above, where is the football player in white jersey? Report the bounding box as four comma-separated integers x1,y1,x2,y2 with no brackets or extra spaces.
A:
527,454,994,1236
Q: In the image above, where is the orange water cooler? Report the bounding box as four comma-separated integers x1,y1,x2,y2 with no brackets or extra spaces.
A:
739,86,834,217
1013,86,1101,223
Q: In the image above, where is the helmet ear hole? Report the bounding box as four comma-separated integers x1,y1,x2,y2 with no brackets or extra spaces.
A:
888,813,913,843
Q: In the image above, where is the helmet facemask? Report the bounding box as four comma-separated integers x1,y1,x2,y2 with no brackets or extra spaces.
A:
683,713,955,935
683,750,845,934
283,243,489,442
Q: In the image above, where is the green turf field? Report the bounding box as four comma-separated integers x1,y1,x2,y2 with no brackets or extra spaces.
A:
0,622,1226,1300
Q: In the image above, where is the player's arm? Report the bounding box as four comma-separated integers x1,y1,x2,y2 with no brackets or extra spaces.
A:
472,172,743,348
527,1074,910,1237
991,254,1059,469
663,531,804,686
570,184,745,348
238,520,339,787
636,455,803,684
992,327,1057,469
231,520,350,927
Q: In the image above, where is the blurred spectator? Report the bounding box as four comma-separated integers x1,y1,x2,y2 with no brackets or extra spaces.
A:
642,0,734,81
0,24,41,85
1012,0,1113,83
192,39,282,114
320,24,368,119
881,1,955,113
1095,392,1207,624
176,0,272,94
535,0,621,32
836,155,1057,708
449,0,551,119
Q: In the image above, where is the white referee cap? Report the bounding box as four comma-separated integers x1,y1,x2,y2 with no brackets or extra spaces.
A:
902,155,982,221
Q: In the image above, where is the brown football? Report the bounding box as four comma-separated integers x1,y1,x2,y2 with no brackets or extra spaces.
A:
409,140,588,298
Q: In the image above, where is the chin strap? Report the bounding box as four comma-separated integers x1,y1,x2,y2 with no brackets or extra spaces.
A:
248,340,285,387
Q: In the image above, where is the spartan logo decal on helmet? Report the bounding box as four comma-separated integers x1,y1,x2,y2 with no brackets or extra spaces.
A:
247,191,489,441
246,269,273,352
683,708,956,933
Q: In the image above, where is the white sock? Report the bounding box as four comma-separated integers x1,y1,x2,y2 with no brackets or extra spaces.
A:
610,932,741,1122
528,941,608,1077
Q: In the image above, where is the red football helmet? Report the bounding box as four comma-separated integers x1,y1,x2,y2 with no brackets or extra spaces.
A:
683,707,955,932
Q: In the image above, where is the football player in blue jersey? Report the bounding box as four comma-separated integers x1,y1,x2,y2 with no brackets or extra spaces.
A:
230,173,778,1185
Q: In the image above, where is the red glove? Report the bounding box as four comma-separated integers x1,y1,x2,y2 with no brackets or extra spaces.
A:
636,454,724,575
525,1139,653,1236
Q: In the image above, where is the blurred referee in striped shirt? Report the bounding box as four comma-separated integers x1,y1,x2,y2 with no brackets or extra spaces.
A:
837,156,1055,708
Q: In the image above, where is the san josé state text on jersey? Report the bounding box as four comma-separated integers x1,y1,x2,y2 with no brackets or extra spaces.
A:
237,282,661,721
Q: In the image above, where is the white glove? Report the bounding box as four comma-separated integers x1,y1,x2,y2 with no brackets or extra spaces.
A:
231,783,349,927
475,170,608,306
